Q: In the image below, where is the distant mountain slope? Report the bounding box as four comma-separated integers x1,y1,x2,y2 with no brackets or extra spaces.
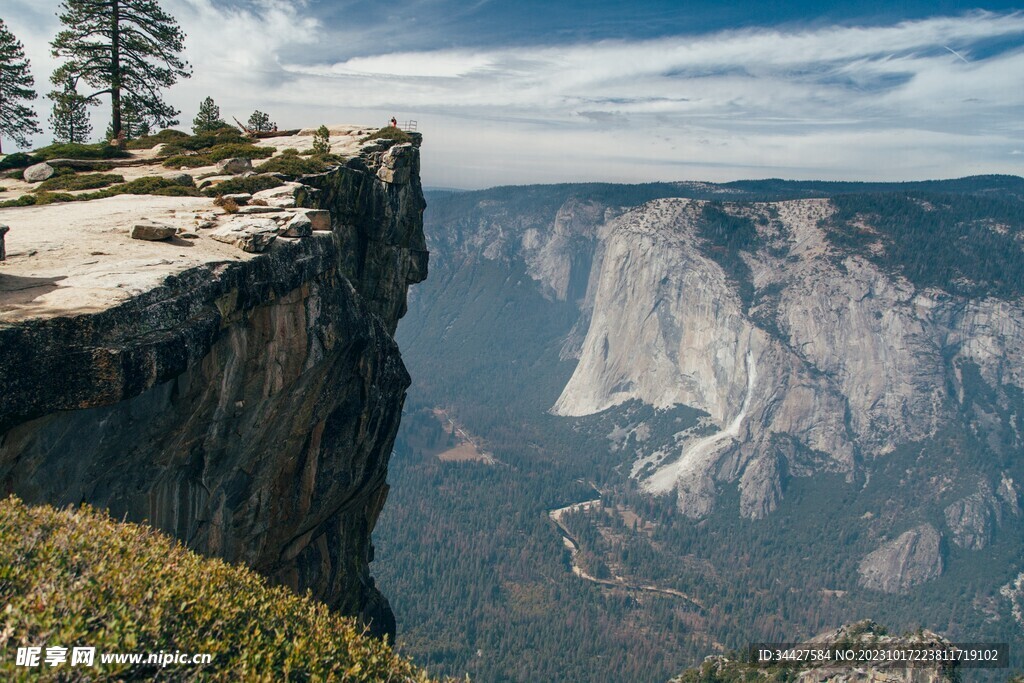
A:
380,176,1024,682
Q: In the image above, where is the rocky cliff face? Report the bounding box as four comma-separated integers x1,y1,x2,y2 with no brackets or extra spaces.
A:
416,182,1023,597
553,198,1024,524
0,138,426,638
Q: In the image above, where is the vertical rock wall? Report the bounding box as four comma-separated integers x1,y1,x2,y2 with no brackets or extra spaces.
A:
0,140,427,639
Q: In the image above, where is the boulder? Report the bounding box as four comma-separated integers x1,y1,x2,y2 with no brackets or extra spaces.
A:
294,208,331,231
198,175,234,190
251,182,303,208
236,205,284,215
0,224,8,261
221,193,252,205
130,220,177,241
23,163,55,183
209,217,278,253
161,172,195,187
280,214,312,238
216,158,253,175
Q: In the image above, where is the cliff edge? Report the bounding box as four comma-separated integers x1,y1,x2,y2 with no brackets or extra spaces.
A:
0,126,427,638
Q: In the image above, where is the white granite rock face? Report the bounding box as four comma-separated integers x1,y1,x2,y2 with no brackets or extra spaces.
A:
858,524,943,593
209,217,279,252
552,198,1024,519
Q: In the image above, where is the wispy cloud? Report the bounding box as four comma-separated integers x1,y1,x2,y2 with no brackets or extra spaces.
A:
3,3,1023,188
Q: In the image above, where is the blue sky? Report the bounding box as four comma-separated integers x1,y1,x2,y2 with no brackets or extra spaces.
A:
5,0,1024,188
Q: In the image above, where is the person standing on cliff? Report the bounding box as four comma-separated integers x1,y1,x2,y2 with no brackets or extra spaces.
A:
390,117,397,127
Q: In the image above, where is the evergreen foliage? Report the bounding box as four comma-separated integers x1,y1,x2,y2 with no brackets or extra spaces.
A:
0,19,41,153
312,124,332,155
47,79,94,144
246,110,275,133
32,141,127,160
192,96,226,134
50,0,191,141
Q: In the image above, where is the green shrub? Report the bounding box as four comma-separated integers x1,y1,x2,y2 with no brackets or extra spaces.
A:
0,152,42,171
33,173,125,192
312,125,332,156
0,177,202,205
125,128,190,149
103,176,202,197
32,191,77,205
0,194,39,208
206,143,275,162
0,496,442,682
160,127,247,155
32,142,129,161
362,127,412,144
280,148,300,156
254,155,335,177
162,154,214,168
202,174,285,197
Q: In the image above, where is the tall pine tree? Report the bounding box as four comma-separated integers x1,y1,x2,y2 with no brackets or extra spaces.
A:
50,0,191,141
0,19,42,153
192,96,226,134
48,79,94,144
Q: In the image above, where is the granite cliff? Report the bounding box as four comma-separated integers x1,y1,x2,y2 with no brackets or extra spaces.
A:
0,127,426,638
411,180,1024,598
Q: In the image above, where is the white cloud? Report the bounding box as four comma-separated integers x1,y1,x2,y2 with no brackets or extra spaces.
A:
2,4,1023,187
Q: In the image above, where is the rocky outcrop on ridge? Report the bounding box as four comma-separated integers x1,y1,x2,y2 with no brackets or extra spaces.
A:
0,128,426,639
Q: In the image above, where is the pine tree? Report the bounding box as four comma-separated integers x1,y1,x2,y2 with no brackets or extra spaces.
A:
0,19,42,153
50,0,191,142
104,96,151,141
192,96,226,134
312,125,331,155
246,110,275,133
48,80,94,144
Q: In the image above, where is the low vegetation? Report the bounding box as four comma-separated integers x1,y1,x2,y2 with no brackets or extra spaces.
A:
161,143,276,169
201,174,284,197
32,142,129,161
363,126,412,144
32,172,124,192
0,153,42,171
125,128,191,150
254,154,337,177
0,176,200,207
0,496,442,682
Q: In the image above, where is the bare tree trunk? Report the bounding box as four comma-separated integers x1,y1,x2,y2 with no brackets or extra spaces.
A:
110,0,122,141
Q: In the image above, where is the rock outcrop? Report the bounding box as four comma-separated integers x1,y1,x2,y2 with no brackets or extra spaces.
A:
549,198,1024,521
673,621,959,682
0,132,427,639
858,524,944,593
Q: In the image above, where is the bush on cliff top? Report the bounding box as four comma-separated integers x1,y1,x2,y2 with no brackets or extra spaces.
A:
0,153,42,171
0,496,444,682
32,142,129,161
0,177,201,207
254,154,338,178
32,172,125,193
161,144,276,169
362,127,412,144
202,174,285,197
125,128,191,149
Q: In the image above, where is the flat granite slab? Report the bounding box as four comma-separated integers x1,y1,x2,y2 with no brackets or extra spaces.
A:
0,195,253,323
